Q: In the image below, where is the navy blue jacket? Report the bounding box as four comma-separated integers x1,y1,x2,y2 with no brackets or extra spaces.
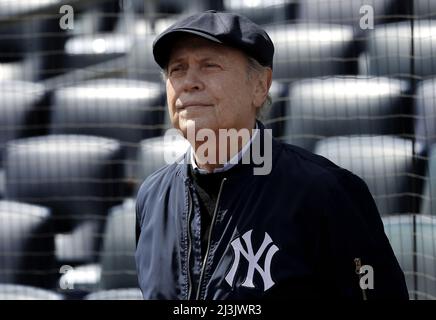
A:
135,122,408,299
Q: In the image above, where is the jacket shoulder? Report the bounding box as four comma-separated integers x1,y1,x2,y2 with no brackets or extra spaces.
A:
137,163,180,197
276,141,361,190
135,162,183,224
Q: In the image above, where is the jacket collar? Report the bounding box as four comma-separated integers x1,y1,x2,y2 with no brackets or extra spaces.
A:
176,120,283,181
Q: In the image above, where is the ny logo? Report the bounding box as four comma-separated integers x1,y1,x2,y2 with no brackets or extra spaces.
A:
225,230,279,291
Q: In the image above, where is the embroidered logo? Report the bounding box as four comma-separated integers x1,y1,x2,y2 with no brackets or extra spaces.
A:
225,230,279,291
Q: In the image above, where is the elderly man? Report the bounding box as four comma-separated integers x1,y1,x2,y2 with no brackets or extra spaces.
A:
135,10,408,300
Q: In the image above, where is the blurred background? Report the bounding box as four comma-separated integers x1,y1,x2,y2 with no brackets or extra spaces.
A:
0,0,435,300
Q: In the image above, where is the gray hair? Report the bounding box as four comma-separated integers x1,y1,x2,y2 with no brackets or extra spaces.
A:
245,56,272,120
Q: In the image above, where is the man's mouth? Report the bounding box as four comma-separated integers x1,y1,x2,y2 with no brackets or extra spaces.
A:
177,103,213,110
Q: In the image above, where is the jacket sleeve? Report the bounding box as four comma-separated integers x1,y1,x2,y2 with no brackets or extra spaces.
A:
135,197,141,248
317,169,409,300
135,181,148,247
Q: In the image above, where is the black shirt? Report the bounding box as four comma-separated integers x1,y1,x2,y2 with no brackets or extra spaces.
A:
188,164,226,257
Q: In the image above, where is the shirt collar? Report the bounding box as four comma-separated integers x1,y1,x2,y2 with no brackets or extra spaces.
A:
190,122,259,175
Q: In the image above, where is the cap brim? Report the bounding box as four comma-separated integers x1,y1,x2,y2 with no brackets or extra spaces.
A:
153,29,223,69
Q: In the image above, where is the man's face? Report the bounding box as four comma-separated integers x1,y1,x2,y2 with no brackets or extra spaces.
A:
165,35,264,137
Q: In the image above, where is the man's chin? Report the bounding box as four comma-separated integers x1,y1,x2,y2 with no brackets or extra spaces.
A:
182,119,218,133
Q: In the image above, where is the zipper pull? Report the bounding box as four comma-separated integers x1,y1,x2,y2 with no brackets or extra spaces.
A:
354,258,368,301
354,258,362,275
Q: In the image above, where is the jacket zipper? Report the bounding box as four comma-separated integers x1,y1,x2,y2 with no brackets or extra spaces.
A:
354,258,368,300
186,189,193,299
196,177,227,300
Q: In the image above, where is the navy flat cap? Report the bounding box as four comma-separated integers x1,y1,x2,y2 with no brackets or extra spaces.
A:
152,10,274,70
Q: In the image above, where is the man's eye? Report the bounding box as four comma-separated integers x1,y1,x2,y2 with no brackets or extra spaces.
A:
205,63,220,69
169,66,183,74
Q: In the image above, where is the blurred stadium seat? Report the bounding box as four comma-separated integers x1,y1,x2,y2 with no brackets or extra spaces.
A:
298,0,405,31
84,287,142,300
51,78,165,142
0,0,68,80
383,214,436,299
314,135,422,216
415,78,436,148
0,201,56,288
414,0,436,19
0,57,42,82
64,33,136,70
126,34,165,82
0,80,48,197
51,78,165,186
57,199,137,296
135,131,190,190
4,135,125,264
69,0,120,35
265,23,357,81
421,144,436,216
364,20,436,78
382,215,414,297
99,199,137,290
263,81,289,138
284,76,412,151
0,284,63,300
223,0,297,25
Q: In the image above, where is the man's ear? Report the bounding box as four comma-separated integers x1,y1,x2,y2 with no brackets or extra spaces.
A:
253,67,273,108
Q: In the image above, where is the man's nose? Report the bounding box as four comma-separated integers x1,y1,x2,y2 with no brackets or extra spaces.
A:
182,68,204,92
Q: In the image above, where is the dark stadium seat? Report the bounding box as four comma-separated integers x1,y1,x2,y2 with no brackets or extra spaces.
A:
314,135,419,216
364,21,410,77
84,288,142,300
133,0,220,16
0,0,68,80
0,201,56,288
126,34,164,82
382,215,414,298
62,5,153,74
421,144,436,216
365,20,436,77
0,80,48,197
383,214,436,300
284,76,412,151
415,79,436,148
264,81,289,138
56,199,137,296
413,215,436,299
265,23,356,81
414,0,436,19
0,57,42,82
69,0,120,35
51,78,165,179
135,131,190,189
0,0,56,59
4,135,125,264
99,199,137,290
0,284,63,300
63,0,220,74
64,33,135,70
60,2,151,74
298,0,404,30
223,0,297,25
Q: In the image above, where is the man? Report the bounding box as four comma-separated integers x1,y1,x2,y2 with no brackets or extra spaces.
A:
135,10,408,299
